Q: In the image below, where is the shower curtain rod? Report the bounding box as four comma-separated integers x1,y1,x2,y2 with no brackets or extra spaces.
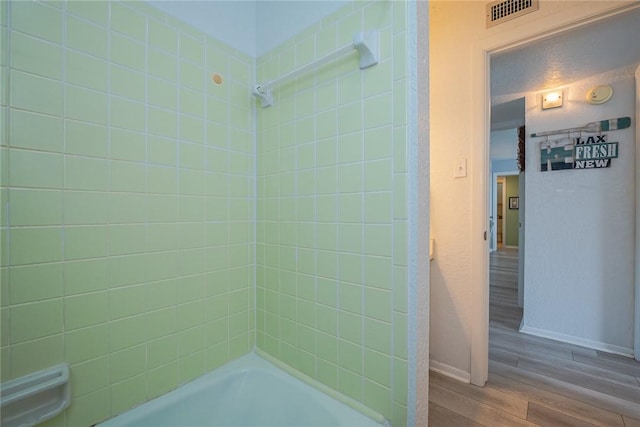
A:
253,30,379,108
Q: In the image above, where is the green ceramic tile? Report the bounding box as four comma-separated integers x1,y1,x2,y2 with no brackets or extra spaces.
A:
178,223,204,250
338,223,362,253
393,79,407,125
364,126,392,161
363,256,392,290
11,1,62,44
10,226,63,265
110,344,146,384
364,287,392,322
10,70,63,116
65,119,108,157
338,366,362,401
148,47,177,82
363,93,392,129
65,156,109,191
146,251,178,283
109,284,146,321
338,311,362,345
11,334,63,378
364,348,391,387
393,175,407,220
109,224,147,255
110,128,146,163
65,85,108,125
10,299,63,343
148,19,177,53
393,1,407,32
64,323,109,364
111,374,147,416
393,220,407,266
108,254,146,288
364,318,391,355
108,193,145,224
393,266,407,313
111,33,145,71
364,379,392,420
67,15,108,59
178,326,204,357
110,314,146,351
110,160,146,193
148,106,177,138
393,312,408,359
180,33,204,64
111,97,145,132
71,356,109,397
9,262,63,304
393,33,407,79
178,169,204,196
148,135,177,166
147,165,177,194
66,1,109,26
64,291,109,330
147,362,179,399
179,115,204,145
64,225,108,260
229,56,249,84
111,2,146,41
178,142,205,170
66,50,108,92
66,388,110,427
146,307,176,340
147,223,178,252
10,31,62,79
64,258,108,296
179,350,205,384
10,188,62,226
148,77,177,110
147,194,177,223
63,191,108,225
363,224,392,257
147,335,178,369
364,192,392,224
180,60,204,92
111,65,145,102
180,88,204,117
178,248,204,276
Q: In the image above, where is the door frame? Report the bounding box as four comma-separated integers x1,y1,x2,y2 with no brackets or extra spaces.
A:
470,3,640,386
491,171,519,251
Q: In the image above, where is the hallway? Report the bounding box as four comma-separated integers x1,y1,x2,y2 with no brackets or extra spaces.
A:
429,248,640,426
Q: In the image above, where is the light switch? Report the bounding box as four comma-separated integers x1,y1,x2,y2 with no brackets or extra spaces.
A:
454,158,467,178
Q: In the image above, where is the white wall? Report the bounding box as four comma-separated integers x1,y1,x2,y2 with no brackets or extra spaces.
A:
521,68,636,354
146,1,348,57
491,128,518,160
430,1,636,383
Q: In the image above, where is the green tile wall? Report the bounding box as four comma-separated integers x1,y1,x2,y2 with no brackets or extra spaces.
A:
255,2,409,426
1,1,254,426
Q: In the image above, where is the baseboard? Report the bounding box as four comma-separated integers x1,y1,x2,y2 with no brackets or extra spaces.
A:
519,324,634,358
429,360,471,383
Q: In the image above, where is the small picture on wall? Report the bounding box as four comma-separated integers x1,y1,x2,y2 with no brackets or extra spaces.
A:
509,197,519,210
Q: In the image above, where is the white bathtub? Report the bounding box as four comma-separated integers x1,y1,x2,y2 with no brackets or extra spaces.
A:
98,351,387,427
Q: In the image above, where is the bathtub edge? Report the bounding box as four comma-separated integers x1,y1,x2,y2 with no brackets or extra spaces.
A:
253,348,389,426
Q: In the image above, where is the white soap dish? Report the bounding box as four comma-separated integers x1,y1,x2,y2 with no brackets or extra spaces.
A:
0,364,70,427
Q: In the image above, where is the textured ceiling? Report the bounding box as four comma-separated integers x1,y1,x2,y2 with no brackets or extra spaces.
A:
491,7,640,98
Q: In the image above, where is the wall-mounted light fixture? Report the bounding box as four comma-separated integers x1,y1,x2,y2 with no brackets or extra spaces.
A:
542,90,563,110
586,85,613,105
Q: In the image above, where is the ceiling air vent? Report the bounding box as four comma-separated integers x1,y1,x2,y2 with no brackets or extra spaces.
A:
486,0,538,28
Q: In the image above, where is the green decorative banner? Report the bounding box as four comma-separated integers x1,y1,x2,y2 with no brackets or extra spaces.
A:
540,134,619,172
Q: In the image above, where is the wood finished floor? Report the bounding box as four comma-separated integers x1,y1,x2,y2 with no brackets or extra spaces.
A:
429,247,640,426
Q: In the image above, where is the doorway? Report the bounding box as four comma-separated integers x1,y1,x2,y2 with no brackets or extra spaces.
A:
478,4,638,379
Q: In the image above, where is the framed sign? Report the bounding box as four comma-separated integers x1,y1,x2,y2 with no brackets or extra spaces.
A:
509,197,519,210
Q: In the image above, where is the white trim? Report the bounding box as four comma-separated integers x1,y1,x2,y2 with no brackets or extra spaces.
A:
519,325,634,358
635,64,640,361
429,360,471,384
